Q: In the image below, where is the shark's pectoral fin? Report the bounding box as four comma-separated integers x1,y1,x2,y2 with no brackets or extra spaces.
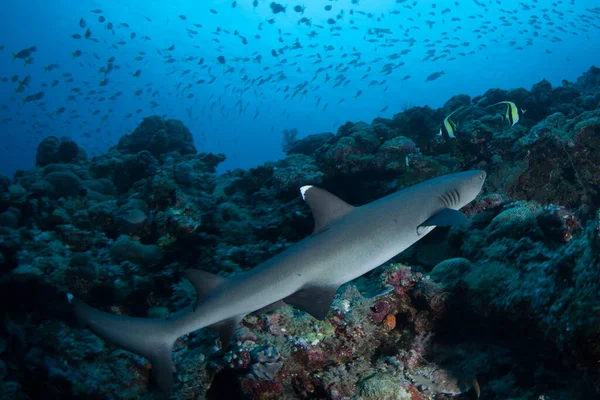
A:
209,315,243,349
184,269,226,311
284,285,338,320
300,185,355,234
420,208,468,228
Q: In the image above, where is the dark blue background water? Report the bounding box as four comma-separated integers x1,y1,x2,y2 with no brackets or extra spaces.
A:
1,0,599,177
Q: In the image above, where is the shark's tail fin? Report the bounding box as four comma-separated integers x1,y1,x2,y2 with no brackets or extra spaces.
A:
67,293,178,393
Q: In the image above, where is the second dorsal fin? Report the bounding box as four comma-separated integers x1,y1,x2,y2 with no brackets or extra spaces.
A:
300,185,355,234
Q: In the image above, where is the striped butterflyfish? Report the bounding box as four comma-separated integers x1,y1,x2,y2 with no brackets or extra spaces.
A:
439,109,460,139
493,101,525,127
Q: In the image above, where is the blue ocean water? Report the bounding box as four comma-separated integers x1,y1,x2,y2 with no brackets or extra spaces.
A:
2,2,600,398
0,0,599,176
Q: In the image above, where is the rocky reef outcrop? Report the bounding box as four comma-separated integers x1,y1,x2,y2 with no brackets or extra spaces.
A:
1,68,600,399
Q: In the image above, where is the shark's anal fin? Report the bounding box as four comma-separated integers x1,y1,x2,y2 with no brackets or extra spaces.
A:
420,208,468,227
300,186,355,234
284,285,339,320
184,270,244,347
209,316,243,349
184,269,226,311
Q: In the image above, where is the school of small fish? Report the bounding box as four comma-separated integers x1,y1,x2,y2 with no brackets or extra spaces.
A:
1,1,599,158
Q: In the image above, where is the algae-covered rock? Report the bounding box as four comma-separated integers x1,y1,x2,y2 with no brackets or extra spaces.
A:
12,265,44,276
0,208,21,229
44,171,83,198
284,132,334,156
110,235,164,267
57,138,84,164
389,105,439,142
0,175,9,193
358,373,411,400
174,161,195,186
7,184,27,199
117,116,197,157
84,178,117,196
195,152,226,173
378,136,418,170
488,205,538,239
36,136,60,167
430,257,475,289
147,306,170,319
272,154,325,194
30,179,55,197
36,136,86,167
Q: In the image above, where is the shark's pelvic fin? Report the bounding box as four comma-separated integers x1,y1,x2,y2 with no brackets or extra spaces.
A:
209,316,244,349
67,294,178,393
300,185,355,234
184,269,226,311
420,208,468,227
184,269,245,346
284,285,339,320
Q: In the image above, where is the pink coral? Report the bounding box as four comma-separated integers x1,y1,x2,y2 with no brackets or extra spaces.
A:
296,346,331,368
265,313,286,336
462,193,507,216
289,370,325,399
234,350,252,369
370,300,390,323
387,267,419,295
554,207,582,242
240,377,284,399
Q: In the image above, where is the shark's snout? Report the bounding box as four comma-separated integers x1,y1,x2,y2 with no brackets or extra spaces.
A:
475,171,487,192
464,170,486,188
469,170,486,200
466,169,486,182
451,170,487,209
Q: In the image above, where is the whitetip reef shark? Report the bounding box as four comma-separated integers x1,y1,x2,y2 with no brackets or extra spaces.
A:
68,170,486,393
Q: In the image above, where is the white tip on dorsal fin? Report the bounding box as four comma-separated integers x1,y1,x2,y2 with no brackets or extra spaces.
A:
300,185,312,200
300,186,355,234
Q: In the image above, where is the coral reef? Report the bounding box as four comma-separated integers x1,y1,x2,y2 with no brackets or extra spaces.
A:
2,69,600,399
116,116,197,158
36,136,87,167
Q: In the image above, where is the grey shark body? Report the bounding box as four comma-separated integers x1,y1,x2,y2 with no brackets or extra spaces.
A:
69,170,486,392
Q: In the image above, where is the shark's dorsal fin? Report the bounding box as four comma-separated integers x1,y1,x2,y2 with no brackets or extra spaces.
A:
420,208,468,227
300,186,355,234
209,316,244,349
184,269,226,310
284,285,339,320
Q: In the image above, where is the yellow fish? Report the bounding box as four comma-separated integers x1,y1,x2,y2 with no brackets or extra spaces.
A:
438,109,460,139
493,101,525,127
